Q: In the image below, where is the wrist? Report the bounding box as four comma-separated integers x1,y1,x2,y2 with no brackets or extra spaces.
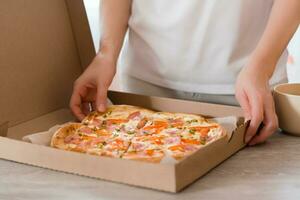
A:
97,40,121,65
247,56,277,80
92,51,117,73
95,50,117,68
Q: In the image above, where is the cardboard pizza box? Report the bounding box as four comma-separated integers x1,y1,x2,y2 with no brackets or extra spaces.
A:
0,0,247,192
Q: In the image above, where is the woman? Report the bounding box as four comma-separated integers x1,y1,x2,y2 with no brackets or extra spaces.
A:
70,0,300,145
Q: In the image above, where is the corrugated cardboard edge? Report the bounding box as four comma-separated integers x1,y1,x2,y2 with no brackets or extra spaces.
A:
0,136,177,192
65,0,96,69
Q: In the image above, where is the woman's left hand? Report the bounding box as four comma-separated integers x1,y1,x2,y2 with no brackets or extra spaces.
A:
235,62,279,146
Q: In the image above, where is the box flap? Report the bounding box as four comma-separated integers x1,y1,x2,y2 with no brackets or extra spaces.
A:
0,0,94,127
7,108,74,140
108,91,244,117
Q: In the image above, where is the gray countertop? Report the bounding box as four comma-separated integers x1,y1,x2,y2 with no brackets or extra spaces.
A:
1,132,300,200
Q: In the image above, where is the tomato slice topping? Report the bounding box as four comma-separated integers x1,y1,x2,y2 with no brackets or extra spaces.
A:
108,139,127,150
95,129,111,136
168,145,185,152
189,125,218,136
145,149,154,156
143,121,168,134
106,119,129,125
181,138,200,145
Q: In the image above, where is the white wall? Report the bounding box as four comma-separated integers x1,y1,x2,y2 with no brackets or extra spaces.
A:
84,0,300,83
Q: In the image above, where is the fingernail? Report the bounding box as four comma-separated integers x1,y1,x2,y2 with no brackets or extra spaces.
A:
97,104,106,112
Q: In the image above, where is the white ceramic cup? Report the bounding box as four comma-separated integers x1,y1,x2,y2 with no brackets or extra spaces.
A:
274,83,300,136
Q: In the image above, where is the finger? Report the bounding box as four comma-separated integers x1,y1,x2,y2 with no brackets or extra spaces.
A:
82,102,92,116
70,83,87,121
96,84,108,112
249,94,278,145
245,92,264,143
235,90,251,121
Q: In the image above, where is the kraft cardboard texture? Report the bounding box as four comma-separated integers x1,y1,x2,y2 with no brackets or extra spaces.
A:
0,0,92,127
7,109,74,140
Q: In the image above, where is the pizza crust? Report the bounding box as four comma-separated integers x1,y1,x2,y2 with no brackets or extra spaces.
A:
83,105,155,124
50,123,81,150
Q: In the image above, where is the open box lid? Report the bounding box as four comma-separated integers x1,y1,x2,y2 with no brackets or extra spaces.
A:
0,0,95,128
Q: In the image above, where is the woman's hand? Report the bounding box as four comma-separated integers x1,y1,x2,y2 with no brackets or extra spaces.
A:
235,0,300,145
235,62,279,146
70,53,116,121
69,0,132,121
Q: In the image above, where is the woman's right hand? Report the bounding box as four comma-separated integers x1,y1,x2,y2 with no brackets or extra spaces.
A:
70,52,116,121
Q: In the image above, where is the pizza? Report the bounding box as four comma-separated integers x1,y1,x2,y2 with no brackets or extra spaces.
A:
51,105,226,163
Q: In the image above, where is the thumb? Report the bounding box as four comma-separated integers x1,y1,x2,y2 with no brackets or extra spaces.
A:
96,85,108,112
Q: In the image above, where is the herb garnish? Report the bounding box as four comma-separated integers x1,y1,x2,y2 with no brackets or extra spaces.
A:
127,131,135,135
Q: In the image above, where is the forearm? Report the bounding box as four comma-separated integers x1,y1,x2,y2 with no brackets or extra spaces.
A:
98,0,132,63
249,0,300,78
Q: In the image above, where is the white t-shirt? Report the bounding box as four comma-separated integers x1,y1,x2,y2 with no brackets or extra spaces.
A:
120,0,288,95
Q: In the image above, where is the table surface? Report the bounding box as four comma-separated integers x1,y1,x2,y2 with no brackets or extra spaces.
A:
1,131,300,200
